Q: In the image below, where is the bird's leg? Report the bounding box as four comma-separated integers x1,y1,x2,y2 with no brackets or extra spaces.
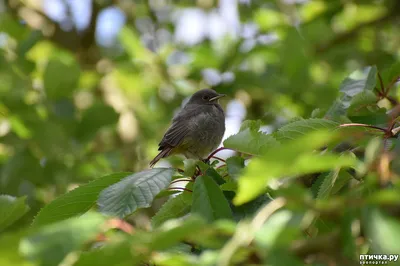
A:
191,165,202,180
202,158,210,164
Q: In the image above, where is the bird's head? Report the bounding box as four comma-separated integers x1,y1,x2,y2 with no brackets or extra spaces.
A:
187,89,226,105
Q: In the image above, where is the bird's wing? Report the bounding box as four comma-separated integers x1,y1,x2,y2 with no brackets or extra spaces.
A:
158,104,200,149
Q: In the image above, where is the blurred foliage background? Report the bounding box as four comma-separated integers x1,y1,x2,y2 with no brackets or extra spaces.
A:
0,0,400,263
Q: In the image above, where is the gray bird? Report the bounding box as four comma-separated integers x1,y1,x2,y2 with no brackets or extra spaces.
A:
150,89,226,167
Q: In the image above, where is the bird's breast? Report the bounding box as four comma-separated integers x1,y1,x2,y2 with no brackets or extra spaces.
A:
183,105,225,156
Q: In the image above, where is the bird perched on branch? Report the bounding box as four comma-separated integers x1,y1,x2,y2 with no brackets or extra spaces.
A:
150,89,226,167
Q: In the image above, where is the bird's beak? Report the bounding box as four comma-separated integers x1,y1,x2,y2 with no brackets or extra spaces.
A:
209,94,226,102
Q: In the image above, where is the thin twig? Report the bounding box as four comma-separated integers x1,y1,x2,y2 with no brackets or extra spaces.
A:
170,178,193,185
211,156,226,162
378,72,385,95
217,164,227,169
168,187,193,193
177,168,185,174
207,147,230,160
106,218,134,234
386,75,400,94
339,123,386,132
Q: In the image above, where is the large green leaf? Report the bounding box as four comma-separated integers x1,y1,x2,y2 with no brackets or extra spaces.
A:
274,118,339,142
20,212,105,266
326,66,377,119
152,192,193,228
191,175,233,222
223,128,278,155
0,195,29,232
33,173,131,227
44,59,80,100
98,168,175,218
234,131,357,204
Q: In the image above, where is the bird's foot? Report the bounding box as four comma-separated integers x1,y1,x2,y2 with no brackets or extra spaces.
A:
202,158,210,164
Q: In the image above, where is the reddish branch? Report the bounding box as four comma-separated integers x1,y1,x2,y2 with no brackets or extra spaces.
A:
106,218,135,234
168,187,193,193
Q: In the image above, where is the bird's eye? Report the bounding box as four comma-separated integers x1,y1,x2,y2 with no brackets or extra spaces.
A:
203,95,210,100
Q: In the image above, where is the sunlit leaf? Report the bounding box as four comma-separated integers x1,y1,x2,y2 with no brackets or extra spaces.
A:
234,131,357,204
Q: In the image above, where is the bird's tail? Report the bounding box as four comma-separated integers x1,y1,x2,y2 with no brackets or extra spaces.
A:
149,147,172,167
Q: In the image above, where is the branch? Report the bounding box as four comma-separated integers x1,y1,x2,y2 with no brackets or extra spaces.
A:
5,0,107,64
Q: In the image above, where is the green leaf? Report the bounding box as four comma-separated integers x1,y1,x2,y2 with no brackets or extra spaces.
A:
151,192,193,228
232,194,271,220
0,195,29,232
44,59,80,100
254,210,300,248
33,173,131,227
151,215,206,250
183,159,197,177
191,175,233,222
347,90,378,116
274,118,339,142
223,128,278,155
326,66,377,119
98,168,175,218
205,167,225,185
226,156,245,179
74,238,138,266
20,212,105,266
365,208,400,254
312,168,353,199
220,181,237,192
316,170,339,199
239,120,262,132
234,131,357,204
381,61,400,86
76,103,119,142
